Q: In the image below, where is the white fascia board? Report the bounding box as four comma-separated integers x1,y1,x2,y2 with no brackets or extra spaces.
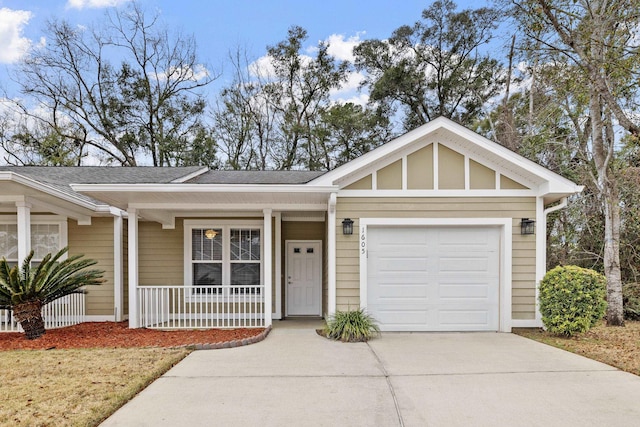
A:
436,120,581,191
131,202,329,211
0,172,104,211
71,183,339,194
170,167,209,183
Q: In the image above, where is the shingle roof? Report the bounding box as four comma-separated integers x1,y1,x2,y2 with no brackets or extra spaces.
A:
0,166,205,184
0,167,327,207
0,166,206,206
186,170,326,184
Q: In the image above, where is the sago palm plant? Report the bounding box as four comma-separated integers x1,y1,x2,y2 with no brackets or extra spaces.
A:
0,247,104,339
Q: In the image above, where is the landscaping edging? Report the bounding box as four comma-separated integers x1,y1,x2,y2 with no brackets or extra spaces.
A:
189,325,272,350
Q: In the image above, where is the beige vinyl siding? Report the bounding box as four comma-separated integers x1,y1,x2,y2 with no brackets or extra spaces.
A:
335,197,537,320
407,145,434,189
281,221,326,316
469,159,496,189
68,217,115,316
376,160,402,189
501,175,529,189
138,219,184,286
344,174,372,190
438,145,465,189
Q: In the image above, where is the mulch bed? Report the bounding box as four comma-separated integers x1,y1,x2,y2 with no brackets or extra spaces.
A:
0,321,266,351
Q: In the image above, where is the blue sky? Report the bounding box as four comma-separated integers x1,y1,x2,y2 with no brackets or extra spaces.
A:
0,0,505,97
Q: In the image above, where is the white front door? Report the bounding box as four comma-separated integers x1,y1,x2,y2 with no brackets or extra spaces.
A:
286,241,322,316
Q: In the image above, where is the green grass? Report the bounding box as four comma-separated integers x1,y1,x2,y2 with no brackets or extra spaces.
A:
0,347,190,426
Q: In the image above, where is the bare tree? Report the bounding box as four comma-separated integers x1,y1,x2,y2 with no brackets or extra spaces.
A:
14,1,217,166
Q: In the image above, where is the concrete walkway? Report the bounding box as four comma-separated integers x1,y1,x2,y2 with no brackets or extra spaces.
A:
101,324,640,427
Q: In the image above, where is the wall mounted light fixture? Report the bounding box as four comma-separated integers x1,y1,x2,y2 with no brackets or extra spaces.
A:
342,218,354,235
520,218,535,235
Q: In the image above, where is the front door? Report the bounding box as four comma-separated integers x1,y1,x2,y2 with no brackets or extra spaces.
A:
286,241,322,316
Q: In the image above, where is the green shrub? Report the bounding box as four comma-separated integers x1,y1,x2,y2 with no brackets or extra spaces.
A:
323,308,380,342
539,265,607,336
623,283,640,320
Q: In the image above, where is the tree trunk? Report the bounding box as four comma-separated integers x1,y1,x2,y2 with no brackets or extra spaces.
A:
604,185,625,325
13,300,46,340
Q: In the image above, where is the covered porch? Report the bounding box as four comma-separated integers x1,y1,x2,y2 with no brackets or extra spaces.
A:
74,178,339,329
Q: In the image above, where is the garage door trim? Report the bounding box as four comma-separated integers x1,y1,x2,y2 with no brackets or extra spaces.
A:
359,218,512,332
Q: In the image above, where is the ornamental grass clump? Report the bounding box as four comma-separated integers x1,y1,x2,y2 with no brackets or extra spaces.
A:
539,265,607,337
323,308,380,342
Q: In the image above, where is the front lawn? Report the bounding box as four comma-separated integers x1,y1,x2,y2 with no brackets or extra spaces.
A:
514,320,640,376
0,348,190,426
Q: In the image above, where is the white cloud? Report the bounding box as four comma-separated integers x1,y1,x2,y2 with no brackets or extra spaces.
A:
330,71,368,106
324,33,364,62
0,8,33,64
66,0,131,10
155,64,210,82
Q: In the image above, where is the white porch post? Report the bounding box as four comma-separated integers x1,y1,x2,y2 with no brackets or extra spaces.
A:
127,208,139,328
263,208,273,327
327,193,337,316
273,211,282,320
16,201,31,266
113,212,124,322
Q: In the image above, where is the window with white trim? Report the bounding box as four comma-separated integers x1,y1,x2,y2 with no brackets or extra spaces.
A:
186,222,262,297
0,217,67,265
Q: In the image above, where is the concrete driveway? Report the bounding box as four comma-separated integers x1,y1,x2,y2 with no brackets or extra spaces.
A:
101,324,640,426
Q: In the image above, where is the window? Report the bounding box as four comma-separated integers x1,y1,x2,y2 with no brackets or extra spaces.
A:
0,217,66,265
185,221,262,298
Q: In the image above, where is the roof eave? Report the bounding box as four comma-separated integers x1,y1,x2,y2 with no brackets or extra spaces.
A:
0,171,106,211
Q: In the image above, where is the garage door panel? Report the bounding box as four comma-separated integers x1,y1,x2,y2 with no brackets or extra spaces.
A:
438,310,491,328
438,256,495,273
439,283,493,299
375,257,429,273
367,226,500,332
375,286,430,300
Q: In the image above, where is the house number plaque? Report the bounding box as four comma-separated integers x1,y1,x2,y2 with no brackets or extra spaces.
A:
360,226,366,255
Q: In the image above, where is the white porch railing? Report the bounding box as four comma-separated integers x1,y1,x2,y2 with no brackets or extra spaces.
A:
138,285,265,329
0,294,86,332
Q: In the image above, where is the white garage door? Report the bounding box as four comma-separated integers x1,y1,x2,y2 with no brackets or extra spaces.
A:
367,226,500,331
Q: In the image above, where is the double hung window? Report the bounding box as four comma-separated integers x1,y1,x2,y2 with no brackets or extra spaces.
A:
186,221,262,297
0,217,66,266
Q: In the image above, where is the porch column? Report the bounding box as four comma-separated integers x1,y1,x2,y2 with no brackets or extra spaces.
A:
273,212,282,320
127,208,139,328
16,201,31,266
113,211,124,322
263,208,273,327
327,193,337,316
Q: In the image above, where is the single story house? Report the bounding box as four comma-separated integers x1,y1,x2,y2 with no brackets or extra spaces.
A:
0,117,582,332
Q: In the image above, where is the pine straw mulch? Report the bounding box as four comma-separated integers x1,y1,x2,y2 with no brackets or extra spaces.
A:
0,321,265,351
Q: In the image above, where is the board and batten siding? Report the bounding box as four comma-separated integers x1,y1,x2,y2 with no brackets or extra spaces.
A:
335,197,537,320
68,217,115,316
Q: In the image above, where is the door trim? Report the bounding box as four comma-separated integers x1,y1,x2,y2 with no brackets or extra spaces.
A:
285,240,323,317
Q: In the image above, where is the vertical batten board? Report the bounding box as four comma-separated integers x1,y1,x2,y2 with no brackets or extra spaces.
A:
433,142,439,189
464,155,470,190
402,156,408,190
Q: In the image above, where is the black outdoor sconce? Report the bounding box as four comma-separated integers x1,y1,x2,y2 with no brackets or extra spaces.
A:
342,218,354,235
520,218,535,235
